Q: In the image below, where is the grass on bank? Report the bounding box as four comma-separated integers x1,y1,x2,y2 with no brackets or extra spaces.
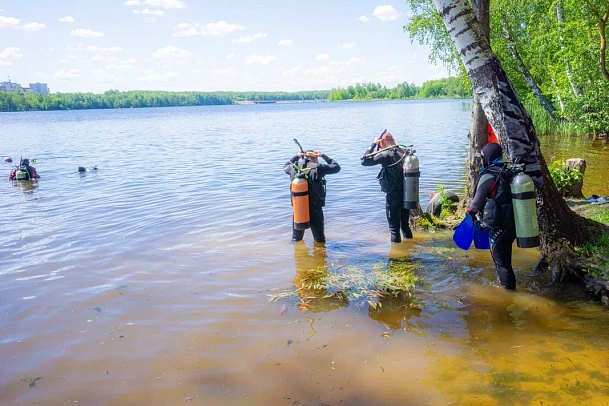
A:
572,204,609,278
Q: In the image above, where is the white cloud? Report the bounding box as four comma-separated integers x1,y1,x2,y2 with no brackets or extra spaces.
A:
226,53,236,60
347,57,362,66
29,72,49,81
151,45,192,59
232,32,267,44
357,15,369,22
106,61,137,71
277,39,293,47
67,43,85,51
54,69,82,80
0,16,20,28
137,72,179,82
134,8,164,16
124,0,141,5
316,53,330,61
373,5,400,21
22,22,46,31
87,46,124,54
0,47,23,59
214,67,238,75
59,16,74,23
59,58,69,64
340,42,356,49
0,60,13,66
71,29,104,38
172,21,245,37
143,0,186,9
245,55,280,65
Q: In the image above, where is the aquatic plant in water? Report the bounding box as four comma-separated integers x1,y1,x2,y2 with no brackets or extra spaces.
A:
268,261,421,311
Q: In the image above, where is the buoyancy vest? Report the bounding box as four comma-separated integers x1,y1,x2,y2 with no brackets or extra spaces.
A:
376,147,405,193
478,166,517,229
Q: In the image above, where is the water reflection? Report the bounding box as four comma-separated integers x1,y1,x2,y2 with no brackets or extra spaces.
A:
12,179,39,194
292,241,349,312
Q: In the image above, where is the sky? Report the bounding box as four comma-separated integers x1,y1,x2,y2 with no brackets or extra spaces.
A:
0,0,450,93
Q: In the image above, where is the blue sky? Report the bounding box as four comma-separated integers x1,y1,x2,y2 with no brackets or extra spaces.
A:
0,0,449,93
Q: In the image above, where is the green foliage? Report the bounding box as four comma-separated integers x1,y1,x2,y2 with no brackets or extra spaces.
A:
0,89,330,112
436,185,458,219
548,160,584,195
404,0,609,135
328,77,471,102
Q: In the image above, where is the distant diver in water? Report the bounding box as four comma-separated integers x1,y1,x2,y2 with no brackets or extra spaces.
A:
78,165,98,173
4,156,12,163
9,158,39,180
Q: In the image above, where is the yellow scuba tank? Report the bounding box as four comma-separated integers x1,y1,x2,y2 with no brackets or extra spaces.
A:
291,177,310,230
403,148,420,209
511,172,540,248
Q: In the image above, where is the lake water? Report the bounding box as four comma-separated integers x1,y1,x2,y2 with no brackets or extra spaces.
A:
1,100,609,405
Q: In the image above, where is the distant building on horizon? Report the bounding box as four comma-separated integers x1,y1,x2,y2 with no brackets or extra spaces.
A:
1,80,21,92
29,82,50,95
0,80,51,94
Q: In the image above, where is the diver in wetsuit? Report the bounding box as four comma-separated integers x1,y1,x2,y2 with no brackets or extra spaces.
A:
467,143,517,290
361,132,412,243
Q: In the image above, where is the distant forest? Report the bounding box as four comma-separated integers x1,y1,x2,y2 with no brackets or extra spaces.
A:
0,77,470,112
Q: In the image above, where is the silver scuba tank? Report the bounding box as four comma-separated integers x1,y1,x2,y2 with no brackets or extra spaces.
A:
403,150,420,209
510,172,540,248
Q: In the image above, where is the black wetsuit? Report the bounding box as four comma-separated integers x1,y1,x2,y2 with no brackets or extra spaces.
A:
468,143,517,290
284,154,341,243
361,143,412,243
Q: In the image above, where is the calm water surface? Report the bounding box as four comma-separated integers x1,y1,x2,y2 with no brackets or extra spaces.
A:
1,101,609,405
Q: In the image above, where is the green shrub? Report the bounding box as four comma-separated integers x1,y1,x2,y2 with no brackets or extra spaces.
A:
437,185,457,219
548,160,584,195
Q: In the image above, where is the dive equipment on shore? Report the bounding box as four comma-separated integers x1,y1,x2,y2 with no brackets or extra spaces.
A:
511,171,540,248
403,146,420,209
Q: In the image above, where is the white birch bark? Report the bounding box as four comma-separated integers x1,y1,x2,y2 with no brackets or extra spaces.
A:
557,1,582,98
432,0,542,188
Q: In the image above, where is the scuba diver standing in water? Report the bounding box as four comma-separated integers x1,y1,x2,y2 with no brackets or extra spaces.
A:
284,147,341,243
9,158,39,181
467,143,518,290
361,131,414,243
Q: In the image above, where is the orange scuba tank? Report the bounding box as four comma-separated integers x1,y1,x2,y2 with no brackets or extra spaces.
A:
291,177,310,230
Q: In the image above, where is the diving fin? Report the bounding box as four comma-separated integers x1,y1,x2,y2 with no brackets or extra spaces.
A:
453,214,475,250
473,223,490,250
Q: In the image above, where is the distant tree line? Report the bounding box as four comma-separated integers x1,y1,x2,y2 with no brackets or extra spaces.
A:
0,77,470,112
328,77,471,101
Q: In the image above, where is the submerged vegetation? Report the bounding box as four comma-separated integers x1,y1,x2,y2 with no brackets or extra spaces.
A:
268,260,420,311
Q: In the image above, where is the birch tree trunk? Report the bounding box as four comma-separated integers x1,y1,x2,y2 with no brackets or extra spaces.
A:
432,0,605,282
462,0,490,206
557,1,582,98
501,22,558,120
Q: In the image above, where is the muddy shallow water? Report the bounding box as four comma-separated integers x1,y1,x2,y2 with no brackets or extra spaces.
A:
1,101,608,405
